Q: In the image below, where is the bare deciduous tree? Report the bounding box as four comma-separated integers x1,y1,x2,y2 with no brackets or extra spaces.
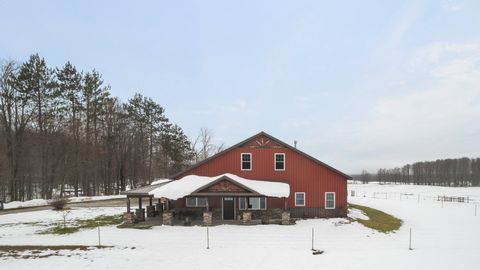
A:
192,128,225,162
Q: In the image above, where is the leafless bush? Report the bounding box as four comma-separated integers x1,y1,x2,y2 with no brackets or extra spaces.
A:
49,196,69,210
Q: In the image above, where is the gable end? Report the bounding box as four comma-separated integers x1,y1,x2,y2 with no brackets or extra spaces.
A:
170,131,352,180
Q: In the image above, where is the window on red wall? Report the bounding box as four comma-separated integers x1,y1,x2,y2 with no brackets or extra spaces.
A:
274,153,285,171
241,153,252,171
295,192,305,206
325,192,335,209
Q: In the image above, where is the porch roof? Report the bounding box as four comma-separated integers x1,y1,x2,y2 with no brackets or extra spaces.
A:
149,173,290,200
121,179,172,197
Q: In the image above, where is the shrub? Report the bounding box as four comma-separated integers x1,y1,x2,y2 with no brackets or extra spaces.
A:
49,197,69,210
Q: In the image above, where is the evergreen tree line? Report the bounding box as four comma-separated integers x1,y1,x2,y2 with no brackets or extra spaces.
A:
356,157,480,186
0,54,195,202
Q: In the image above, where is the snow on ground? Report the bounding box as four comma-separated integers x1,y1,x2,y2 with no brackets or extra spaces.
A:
347,208,369,220
349,181,480,203
0,183,479,270
3,195,125,209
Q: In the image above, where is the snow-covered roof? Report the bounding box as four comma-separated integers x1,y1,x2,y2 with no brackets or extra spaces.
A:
149,173,290,200
122,180,172,196
150,179,172,185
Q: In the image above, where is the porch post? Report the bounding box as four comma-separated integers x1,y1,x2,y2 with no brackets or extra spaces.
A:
146,196,155,218
127,196,131,213
136,196,145,222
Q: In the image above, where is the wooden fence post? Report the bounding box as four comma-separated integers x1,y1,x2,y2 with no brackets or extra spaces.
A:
97,226,101,247
206,227,210,249
409,228,413,250
311,228,314,251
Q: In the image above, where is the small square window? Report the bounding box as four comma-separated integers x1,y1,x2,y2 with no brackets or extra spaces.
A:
186,197,196,207
325,192,335,209
245,197,266,210
239,197,247,210
197,197,207,207
186,197,207,207
274,153,285,171
295,192,305,206
241,153,252,170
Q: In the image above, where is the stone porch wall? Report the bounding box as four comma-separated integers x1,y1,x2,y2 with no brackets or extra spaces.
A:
289,207,347,218
173,207,347,220
237,208,283,221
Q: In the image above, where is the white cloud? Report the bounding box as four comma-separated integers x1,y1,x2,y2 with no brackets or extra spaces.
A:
382,1,426,50
442,0,463,11
313,41,480,172
220,99,251,113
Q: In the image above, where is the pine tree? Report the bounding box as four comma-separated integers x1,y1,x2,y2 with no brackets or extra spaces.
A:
56,62,83,196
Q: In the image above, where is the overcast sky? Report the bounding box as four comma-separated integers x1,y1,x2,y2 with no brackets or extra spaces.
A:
1,0,479,174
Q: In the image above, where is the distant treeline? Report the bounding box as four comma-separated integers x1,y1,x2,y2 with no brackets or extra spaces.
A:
354,157,480,186
0,54,195,202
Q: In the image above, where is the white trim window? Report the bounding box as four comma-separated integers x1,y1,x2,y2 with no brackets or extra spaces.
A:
274,153,285,171
295,192,305,206
241,153,252,171
239,197,247,210
239,197,266,210
325,192,335,209
186,197,207,207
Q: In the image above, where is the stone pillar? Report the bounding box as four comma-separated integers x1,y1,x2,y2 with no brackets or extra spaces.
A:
203,211,212,226
146,205,155,217
156,203,163,214
163,212,173,226
123,212,135,225
281,211,290,225
184,217,191,226
135,208,145,222
242,212,252,224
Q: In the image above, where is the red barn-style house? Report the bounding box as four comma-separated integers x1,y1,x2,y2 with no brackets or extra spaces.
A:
123,132,351,225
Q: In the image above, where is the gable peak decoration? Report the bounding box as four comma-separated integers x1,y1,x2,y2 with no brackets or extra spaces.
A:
198,179,250,193
255,137,271,147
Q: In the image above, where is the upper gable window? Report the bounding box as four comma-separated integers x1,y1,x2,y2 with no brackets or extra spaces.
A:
241,153,252,171
274,153,285,171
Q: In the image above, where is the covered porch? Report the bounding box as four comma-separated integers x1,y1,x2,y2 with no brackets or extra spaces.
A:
120,180,172,224
122,174,293,226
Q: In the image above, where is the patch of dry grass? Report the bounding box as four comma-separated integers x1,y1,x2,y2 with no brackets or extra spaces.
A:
349,204,402,233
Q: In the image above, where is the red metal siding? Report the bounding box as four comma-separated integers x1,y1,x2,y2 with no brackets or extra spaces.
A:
175,138,347,210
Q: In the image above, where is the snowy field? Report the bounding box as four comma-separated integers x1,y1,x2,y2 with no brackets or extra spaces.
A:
1,183,479,270
3,195,126,209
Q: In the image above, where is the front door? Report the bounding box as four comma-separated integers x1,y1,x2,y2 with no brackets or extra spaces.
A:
223,197,234,220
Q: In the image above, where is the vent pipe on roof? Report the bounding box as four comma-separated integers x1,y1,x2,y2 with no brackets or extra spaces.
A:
294,140,297,148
